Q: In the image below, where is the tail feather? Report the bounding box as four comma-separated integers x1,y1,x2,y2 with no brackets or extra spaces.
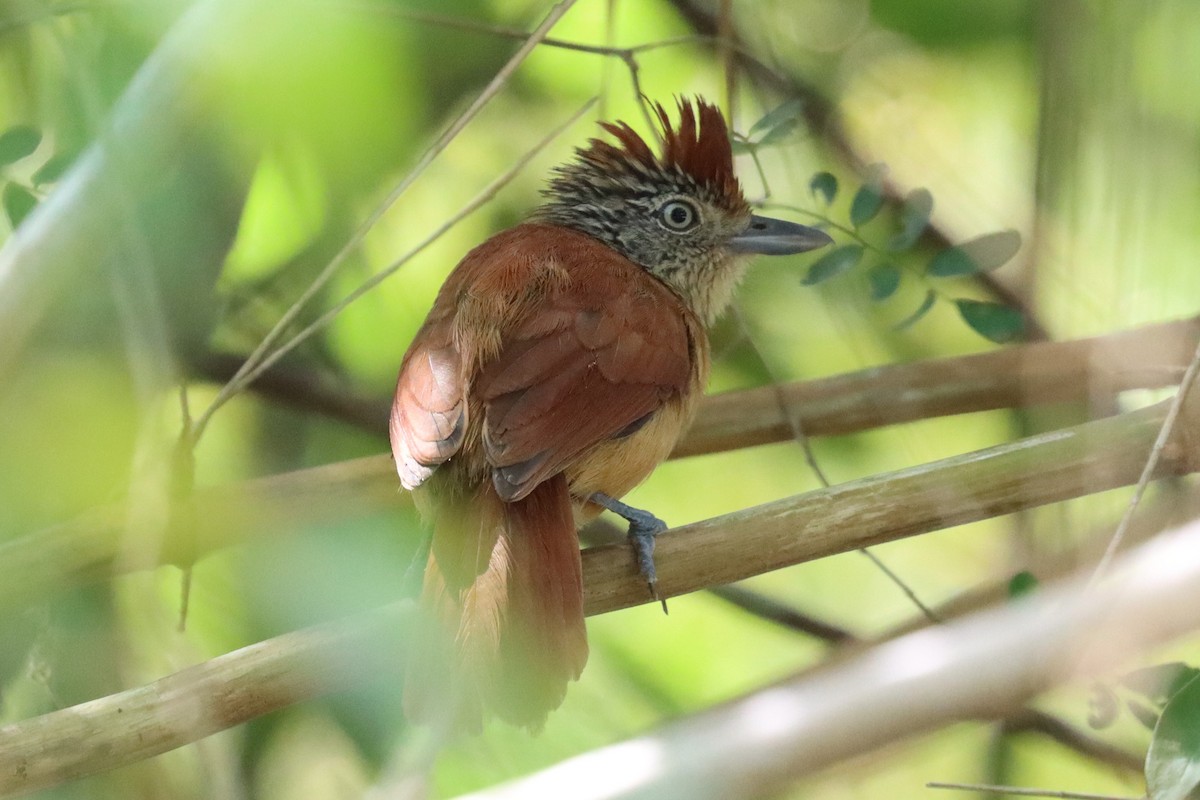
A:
404,473,587,731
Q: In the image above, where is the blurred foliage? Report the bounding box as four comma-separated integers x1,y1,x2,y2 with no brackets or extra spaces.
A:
0,0,1197,798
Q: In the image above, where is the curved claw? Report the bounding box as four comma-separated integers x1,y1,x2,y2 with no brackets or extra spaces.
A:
591,492,670,614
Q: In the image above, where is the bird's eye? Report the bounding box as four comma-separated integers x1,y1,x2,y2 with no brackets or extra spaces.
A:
657,200,699,232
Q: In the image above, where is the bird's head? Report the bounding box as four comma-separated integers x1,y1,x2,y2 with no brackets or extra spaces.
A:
536,97,832,322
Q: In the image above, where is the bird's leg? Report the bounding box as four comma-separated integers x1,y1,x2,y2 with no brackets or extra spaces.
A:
590,492,669,614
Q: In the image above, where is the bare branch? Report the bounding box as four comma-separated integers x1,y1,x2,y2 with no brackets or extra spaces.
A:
456,517,1200,800
676,315,1196,458
4,317,1198,615
4,394,1195,794
0,604,412,797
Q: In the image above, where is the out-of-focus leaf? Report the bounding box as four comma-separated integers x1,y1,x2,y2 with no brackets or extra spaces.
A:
955,299,1024,343
927,230,1022,276
887,188,933,251
1123,664,1200,706
0,126,41,165
731,139,755,155
32,153,75,185
810,171,837,205
849,185,883,228
3,183,37,227
868,263,901,301
895,289,936,330
1147,674,1200,800
748,99,805,139
801,244,864,285
1006,570,1038,599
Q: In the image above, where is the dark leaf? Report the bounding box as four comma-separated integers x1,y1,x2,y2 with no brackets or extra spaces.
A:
1147,674,1200,800
3,183,37,227
868,263,901,301
894,289,936,331
927,230,1023,277
801,244,864,285
1006,570,1038,599
887,188,933,251
849,183,884,228
32,152,74,185
810,171,837,205
0,126,41,165
955,299,1024,343
748,99,805,139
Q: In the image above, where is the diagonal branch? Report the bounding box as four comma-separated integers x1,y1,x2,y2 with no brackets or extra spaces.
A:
4,316,1197,614
458,516,1200,799
6,453,1198,794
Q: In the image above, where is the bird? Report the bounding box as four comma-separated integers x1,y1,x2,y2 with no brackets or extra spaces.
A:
389,97,832,731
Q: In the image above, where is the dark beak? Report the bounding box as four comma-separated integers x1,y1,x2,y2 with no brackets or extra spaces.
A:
729,214,834,255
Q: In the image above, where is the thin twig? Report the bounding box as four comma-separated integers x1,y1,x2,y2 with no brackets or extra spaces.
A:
224,96,597,393
1090,336,1200,584
927,782,1141,800
193,0,580,440
728,303,939,622
708,585,856,643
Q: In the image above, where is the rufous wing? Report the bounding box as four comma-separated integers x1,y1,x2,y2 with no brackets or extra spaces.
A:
475,235,697,502
390,308,466,491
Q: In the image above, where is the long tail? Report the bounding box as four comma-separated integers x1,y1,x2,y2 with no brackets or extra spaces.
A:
404,472,587,731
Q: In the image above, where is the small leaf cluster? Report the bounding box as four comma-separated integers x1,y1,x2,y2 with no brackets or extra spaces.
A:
732,99,806,156
797,168,1025,344
0,125,72,231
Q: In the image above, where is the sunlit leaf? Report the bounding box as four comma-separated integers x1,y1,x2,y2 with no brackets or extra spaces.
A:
955,299,1024,343
0,126,41,165
887,188,933,251
730,139,755,156
801,244,863,285
868,263,901,301
1006,570,1038,599
895,289,936,330
3,183,36,227
32,153,74,185
928,230,1023,277
810,171,837,205
748,99,805,139
1147,674,1200,800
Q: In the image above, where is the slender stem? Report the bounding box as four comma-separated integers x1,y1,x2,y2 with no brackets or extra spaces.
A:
927,782,1141,800
192,0,580,440
1089,335,1200,584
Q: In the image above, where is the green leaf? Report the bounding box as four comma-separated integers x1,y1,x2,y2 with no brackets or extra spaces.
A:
849,183,884,228
801,244,863,285
1006,570,1038,599
0,126,41,165
955,299,1024,343
895,289,936,331
32,152,74,185
887,188,933,251
810,171,837,205
730,139,755,156
927,230,1023,277
748,99,804,140
868,263,901,301
1147,674,1200,800
3,183,36,227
